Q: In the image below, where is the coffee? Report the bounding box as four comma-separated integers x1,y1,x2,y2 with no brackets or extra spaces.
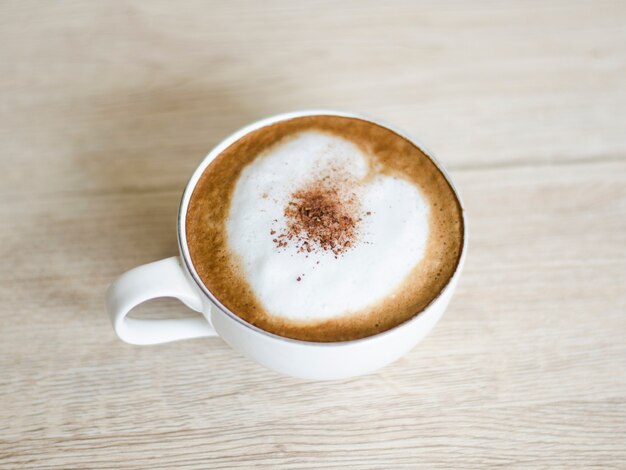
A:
186,115,463,342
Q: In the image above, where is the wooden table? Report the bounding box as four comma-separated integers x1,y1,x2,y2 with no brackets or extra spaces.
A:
1,1,625,468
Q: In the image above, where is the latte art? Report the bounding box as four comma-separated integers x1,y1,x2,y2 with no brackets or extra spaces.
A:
186,115,463,342
227,131,430,322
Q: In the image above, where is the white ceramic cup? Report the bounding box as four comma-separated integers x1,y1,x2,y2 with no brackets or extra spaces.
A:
106,110,467,380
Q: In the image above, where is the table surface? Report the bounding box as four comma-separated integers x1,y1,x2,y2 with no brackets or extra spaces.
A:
1,1,625,468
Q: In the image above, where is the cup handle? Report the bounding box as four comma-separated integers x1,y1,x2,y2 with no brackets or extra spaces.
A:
106,256,217,345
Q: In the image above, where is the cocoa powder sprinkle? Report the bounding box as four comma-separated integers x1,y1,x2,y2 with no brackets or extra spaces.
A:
273,174,360,256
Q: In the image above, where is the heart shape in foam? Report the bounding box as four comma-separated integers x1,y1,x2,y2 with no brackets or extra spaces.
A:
226,131,430,323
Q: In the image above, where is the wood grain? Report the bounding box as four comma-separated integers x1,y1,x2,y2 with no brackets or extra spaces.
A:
1,1,625,468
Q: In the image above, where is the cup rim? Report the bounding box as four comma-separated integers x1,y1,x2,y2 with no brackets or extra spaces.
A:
177,109,467,347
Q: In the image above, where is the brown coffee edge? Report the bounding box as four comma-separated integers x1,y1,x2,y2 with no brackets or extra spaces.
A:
186,115,464,342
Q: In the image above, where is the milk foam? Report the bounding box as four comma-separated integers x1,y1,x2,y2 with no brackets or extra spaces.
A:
226,131,430,322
